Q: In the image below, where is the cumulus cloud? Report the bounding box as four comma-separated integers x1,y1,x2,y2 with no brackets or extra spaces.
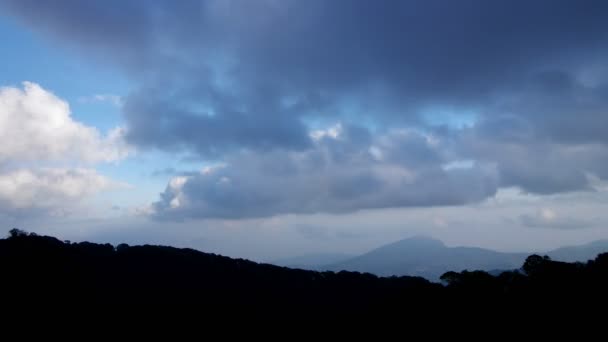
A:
150,127,498,219
0,168,121,216
0,82,131,216
0,82,130,163
519,208,593,230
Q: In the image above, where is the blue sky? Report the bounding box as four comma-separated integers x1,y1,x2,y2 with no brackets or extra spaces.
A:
0,15,129,130
0,13,208,211
1,1,608,261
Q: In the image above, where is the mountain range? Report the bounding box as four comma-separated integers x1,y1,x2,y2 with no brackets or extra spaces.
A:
273,236,608,281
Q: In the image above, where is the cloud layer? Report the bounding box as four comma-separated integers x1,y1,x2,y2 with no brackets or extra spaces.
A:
150,126,498,219
6,1,608,152
4,1,608,219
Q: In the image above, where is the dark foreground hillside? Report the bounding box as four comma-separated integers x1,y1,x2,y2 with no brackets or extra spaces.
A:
2,229,608,318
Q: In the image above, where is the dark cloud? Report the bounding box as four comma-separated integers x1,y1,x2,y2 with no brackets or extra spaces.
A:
0,0,154,67
495,71,608,144
5,0,608,154
456,133,597,194
122,85,312,157
450,71,608,194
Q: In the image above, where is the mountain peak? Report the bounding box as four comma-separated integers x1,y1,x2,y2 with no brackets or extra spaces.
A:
394,235,446,249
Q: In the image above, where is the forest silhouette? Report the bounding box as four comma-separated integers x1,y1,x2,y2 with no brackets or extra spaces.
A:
2,229,607,317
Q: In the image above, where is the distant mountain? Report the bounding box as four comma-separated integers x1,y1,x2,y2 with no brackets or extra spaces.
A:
326,236,608,281
547,240,608,263
271,253,354,270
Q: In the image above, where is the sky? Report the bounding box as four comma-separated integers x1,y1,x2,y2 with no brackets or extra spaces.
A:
1,0,608,262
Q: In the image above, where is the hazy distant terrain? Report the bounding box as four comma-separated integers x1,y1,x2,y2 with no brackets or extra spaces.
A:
271,253,354,270
275,236,608,281
546,240,608,262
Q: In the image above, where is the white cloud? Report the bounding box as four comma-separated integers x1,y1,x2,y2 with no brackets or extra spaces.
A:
310,122,343,141
78,94,123,106
0,82,130,163
0,168,121,215
0,82,132,217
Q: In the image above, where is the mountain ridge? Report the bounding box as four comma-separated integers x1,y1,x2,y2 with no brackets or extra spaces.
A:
288,236,608,281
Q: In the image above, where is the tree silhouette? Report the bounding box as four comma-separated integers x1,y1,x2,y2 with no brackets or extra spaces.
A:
522,254,552,276
8,228,28,238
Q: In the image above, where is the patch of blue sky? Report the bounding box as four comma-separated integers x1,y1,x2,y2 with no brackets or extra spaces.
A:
421,105,478,129
95,149,211,208
0,15,131,133
301,98,383,135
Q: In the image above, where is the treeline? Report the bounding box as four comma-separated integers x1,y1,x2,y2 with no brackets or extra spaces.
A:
1,229,607,316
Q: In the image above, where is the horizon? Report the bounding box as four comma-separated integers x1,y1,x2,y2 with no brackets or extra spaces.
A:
2,0,608,263
5,227,608,265
6,229,608,283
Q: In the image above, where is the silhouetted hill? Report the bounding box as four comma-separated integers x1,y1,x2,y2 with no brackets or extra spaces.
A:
2,229,608,318
0,229,439,316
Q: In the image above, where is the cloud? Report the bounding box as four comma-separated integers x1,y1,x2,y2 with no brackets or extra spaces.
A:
149,127,498,220
451,74,608,194
294,224,331,240
0,82,131,163
78,94,123,107
4,1,608,217
0,82,131,217
519,208,593,230
0,168,121,217
122,87,312,157
4,1,608,155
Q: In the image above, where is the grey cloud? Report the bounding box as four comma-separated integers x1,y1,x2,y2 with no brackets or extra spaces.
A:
499,71,608,144
459,136,595,194
449,71,608,195
294,224,331,240
519,209,593,230
4,1,608,155
294,224,364,240
150,129,499,220
0,0,154,68
122,86,312,156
